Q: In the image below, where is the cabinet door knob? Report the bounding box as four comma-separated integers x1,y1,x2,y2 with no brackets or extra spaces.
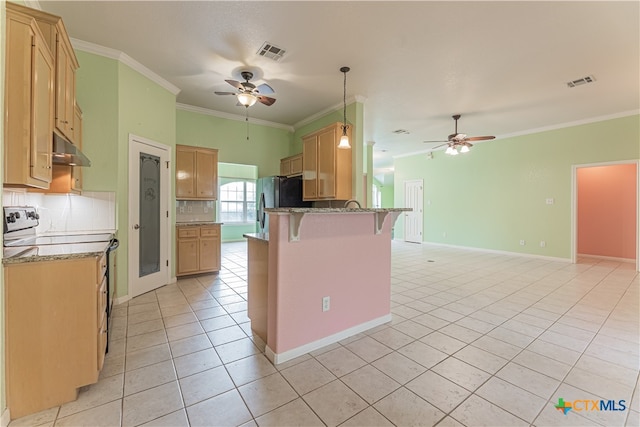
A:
133,224,140,230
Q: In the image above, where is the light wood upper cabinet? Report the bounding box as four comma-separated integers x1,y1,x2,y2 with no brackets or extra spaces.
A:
4,6,55,189
55,37,76,140
302,123,352,201
280,153,303,177
176,145,218,200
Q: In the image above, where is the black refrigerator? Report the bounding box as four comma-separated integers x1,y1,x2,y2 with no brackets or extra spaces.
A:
256,175,311,233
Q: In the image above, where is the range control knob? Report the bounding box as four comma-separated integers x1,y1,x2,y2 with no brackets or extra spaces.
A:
7,213,16,223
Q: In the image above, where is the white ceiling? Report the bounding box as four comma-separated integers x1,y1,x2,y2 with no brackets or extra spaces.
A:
37,1,639,176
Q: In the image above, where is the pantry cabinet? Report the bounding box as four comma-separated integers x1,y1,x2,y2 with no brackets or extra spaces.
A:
4,6,55,189
280,153,303,177
176,224,221,276
4,253,107,419
302,122,352,201
176,145,219,200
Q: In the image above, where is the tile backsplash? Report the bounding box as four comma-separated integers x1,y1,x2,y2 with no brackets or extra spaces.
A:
3,190,116,233
176,200,216,223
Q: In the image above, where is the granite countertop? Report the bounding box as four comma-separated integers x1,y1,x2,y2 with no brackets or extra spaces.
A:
244,232,269,242
176,222,223,226
265,208,411,214
3,241,111,264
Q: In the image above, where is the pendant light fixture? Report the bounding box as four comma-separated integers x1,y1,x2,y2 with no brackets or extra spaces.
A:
337,66,351,149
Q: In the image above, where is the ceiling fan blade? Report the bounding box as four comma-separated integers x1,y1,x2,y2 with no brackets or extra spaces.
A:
257,96,276,106
423,140,448,143
225,79,242,90
431,143,449,150
214,91,237,95
256,83,275,94
465,136,495,142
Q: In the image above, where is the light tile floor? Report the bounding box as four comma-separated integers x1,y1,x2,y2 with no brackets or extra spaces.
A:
10,241,639,426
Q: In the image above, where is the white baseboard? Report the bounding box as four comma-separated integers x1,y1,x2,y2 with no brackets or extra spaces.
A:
265,313,392,365
114,295,131,306
420,241,571,263
1,408,10,427
578,253,635,263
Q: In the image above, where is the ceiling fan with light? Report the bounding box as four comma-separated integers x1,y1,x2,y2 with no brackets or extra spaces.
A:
214,71,276,107
424,114,495,155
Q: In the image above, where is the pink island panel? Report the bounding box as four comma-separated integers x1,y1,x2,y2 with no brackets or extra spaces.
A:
266,212,394,359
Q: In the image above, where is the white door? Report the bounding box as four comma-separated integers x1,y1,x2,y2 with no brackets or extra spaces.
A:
404,179,423,243
129,135,170,298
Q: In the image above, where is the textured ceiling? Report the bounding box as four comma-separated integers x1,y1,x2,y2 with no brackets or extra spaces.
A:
38,1,640,176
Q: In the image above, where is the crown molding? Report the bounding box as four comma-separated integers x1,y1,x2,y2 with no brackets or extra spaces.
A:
176,103,294,132
70,38,181,96
293,95,367,129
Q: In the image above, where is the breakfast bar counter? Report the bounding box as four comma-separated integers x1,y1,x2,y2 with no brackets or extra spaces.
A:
246,208,408,364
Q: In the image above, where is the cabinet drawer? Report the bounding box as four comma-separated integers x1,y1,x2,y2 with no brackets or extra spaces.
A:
96,253,107,283
177,227,199,239
97,276,107,325
200,226,219,238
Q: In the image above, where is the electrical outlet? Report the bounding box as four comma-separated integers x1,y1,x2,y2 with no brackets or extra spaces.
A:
322,296,330,312
540,241,546,248
187,206,193,213
546,198,554,205
179,206,185,213
519,240,526,246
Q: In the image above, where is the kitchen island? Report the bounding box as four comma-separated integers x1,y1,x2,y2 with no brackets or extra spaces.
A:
245,207,408,364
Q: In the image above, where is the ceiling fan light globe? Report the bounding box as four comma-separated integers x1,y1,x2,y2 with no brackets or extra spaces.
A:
237,93,257,107
338,134,351,149
460,145,470,153
450,147,459,155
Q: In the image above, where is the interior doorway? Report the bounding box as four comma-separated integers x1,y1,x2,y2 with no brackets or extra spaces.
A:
404,179,423,243
128,134,171,298
572,160,639,271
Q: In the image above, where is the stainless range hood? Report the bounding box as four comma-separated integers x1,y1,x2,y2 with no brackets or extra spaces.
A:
52,133,91,167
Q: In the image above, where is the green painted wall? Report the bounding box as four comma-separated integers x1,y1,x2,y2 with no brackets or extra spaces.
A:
393,115,640,259
75,51,177,297
116,62,176,296
74,51,118,192
176,109,291,178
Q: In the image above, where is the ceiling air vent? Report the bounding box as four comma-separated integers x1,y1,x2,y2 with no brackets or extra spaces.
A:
392,129,410,135
257,42,286,62
566,75,596,88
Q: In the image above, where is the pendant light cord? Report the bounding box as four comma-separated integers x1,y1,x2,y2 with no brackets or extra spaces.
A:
340,66,350,135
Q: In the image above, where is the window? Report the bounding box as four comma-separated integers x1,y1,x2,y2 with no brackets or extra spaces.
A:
219,179,256,223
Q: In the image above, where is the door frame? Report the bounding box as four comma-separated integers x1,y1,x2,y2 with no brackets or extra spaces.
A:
571,159,639,271
128,134,172,298
403,179,424,243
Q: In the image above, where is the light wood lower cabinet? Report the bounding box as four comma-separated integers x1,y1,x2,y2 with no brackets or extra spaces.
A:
176,224,221,276
4,253,107,419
